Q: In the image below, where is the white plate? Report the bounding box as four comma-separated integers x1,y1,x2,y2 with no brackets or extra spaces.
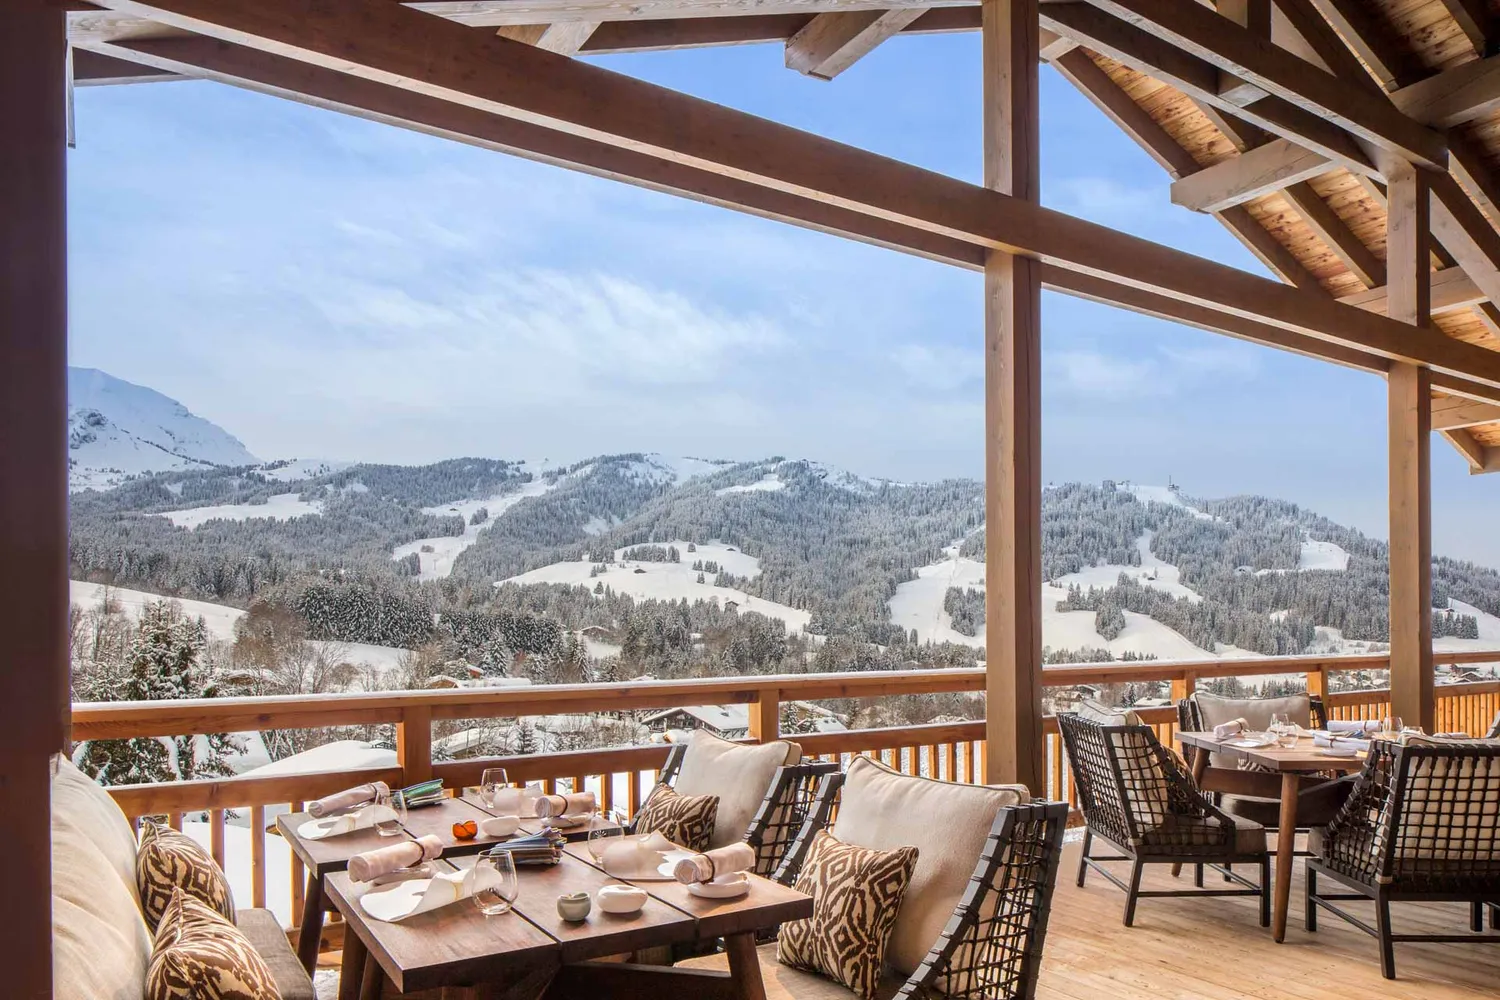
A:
686,875,750,899
1224,733,1277,749
1316,746,1361,758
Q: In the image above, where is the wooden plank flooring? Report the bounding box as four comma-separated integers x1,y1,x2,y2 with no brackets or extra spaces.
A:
1038,843,1500,999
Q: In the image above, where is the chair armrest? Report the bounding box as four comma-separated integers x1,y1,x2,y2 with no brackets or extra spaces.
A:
744,761,841,877
771,771,845,887
894,801,1069,1000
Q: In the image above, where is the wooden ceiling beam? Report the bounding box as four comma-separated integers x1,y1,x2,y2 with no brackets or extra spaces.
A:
785,8,927,79
1075,0,1446,168
1440,427,1500,472
1271,0,1384,95
70,45,182,84
407,0,963,25
1430,171,1500,309
1338,266,1486,316
1391,52,1500,129
1215,0,1271,107
85,0,1500,390
1041,3,1375,174
1303,0,1425,90
1437,0,1495,59
1432,395,1500,431
1169,137,1331,212
495,22,600,56
1283,179,1385,288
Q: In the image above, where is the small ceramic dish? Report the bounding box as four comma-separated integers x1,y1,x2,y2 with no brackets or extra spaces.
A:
686,873,750,900
479,815,520,838
595,884,648,915
556,891,591,922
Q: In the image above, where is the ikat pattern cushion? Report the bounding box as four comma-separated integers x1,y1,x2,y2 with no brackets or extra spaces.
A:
148,889,281,1000
777,830,919,1000
634,783,719,853
138,820,236,931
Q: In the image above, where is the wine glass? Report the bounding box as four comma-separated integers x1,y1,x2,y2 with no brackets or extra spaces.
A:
587,809,625,865
479,768,509,811
472,850,519,916
374,786,407,837
1382,715,1405,739
1269,713,1297,749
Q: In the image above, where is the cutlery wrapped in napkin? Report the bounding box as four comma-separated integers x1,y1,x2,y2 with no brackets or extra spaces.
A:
1213,718,1250,739
1313,732,1370,752
481,829,565,866
308,781,389,818
349,835,443,883
298,802,400,840
534,792,596,819
672,842,756,885
1327,719,1380,734
360,866,501,922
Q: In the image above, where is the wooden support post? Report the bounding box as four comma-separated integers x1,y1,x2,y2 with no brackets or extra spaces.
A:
983,0,1045,794
1,4,67,997
396,706,434,785
1386,163,1436,734
747,688,780,743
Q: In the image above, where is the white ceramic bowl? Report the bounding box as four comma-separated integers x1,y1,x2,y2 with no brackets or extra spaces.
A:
479,815,520,838
595,884,648,915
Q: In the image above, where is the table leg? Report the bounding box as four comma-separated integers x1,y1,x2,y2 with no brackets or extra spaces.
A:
297,869,325,973
724,932,766,1000
1272,771,1300,943
1173,749,1214,879
358,950,383,1000
337,925,369,1000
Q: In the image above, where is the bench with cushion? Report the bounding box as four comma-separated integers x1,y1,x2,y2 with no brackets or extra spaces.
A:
51,755,315,1000
680,755,1069,1000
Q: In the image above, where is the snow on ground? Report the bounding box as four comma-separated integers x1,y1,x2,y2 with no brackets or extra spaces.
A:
717,473,786,496
1124,483,1216,520
1052,532,1202,603
72,579,246,641
1298,538,1350,571
888,543,1222,659
241,740,398,778
501,541,810,632
180,819,297,926
582,516,617,536
160,492,324,529
393,477,559,581
639,454,732,483
255,458,354,482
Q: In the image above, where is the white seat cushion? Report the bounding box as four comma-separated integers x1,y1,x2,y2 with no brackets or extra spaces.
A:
674,730,801,850
1193,693,1311,769
830,755,1029,976
52,755,142,904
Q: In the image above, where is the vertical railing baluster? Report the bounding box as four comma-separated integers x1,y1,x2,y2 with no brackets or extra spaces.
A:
210,808,226,872
290,800,305,926
250,805,266,910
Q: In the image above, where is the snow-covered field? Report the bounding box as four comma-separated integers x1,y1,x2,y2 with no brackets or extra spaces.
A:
393,477,559,581
69,580,411,672
160,492,324,529
255,458,353,482
888,542,1225,660
1298,538,1350,571
1052,532,1202,603
501,541,811,632
1125,483,1216,521
717,473,786,496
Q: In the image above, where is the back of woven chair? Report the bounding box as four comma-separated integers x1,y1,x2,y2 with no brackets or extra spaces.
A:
898,801,1069,1000
744,760,840,877
1322,740,1500,892
1488,710,1500,740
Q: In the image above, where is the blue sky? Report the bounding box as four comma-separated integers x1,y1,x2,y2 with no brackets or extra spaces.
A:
67,33,1497,566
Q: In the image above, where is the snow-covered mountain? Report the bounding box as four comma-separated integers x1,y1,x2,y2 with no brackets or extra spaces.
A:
68,368,259,492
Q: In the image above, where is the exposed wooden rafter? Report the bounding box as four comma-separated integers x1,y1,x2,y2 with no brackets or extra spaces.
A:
1338,265,1486,317
1441,427,1500,472
1391,52,1500,129
1303,0,1424,90
1437,0,1496,58
1169,137,1330,212
1271,0,1384,95
1282,180,1385,288
1432,395,1500,431
71,46,183,84
785,9,927,79
496,22,600,56
407,0,961,24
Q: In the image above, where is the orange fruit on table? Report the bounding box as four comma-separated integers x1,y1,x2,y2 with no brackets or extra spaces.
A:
452,820,477,841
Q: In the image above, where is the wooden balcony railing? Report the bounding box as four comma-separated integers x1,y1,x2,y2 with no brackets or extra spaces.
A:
67,649,1500,942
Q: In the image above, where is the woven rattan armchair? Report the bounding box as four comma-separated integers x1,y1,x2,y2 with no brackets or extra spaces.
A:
1487,710,1500,740
635,742,839,877
1057,712,1271,927
1305,739,1500,979
772,770,1069,1000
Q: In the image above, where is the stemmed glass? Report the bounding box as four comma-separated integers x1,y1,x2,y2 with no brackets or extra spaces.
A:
1269,713,1297,749
472,850,519,916
479,768,509,811
374,786,407,837
1382,715,1405,739
587,809,626,866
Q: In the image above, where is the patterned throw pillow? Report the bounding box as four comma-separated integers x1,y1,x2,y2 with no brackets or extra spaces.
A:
634,783,719,852
138,820,236,931
149,889,281,1000
778,830,919,1000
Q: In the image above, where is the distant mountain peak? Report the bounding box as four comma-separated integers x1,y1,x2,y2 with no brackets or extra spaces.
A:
67,367,258,492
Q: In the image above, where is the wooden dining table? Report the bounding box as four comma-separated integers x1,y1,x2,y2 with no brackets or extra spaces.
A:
1176,730,1370,944
324,837,811,1000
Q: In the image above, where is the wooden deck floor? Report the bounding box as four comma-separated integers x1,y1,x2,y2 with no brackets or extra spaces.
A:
1038,843,1500,1000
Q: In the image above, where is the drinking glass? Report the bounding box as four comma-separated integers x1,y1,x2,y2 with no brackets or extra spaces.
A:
587,809,626,865
1270,713,1297,749
479,768,509,811
1382,715,1404,739
374,786,406,837
472,850,519,916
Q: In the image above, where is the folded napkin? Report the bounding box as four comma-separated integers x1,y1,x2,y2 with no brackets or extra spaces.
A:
398,779,446,809
308,781,389,819
672,842,756,885
349,835,443,883
360,866,504,922
298,802,400,840
1313,733,1370,752
481,829,565,866
1327,719,1380,734
1213,718,1250,739
534,792,596,819
540,813,591,830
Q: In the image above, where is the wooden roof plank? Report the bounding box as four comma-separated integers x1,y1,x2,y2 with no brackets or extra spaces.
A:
1081,0,1447,167
785,8,926,79
1432,394,1500,430
1435,0,1495,57
1283,178,1386,287
1304,0,1427,89
86,0,1500,389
